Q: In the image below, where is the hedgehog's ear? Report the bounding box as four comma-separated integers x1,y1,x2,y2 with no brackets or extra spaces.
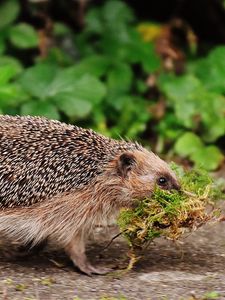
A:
117,153,136,177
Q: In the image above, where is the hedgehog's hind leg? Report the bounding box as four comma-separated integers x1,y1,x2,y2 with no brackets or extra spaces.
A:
65,234,111,276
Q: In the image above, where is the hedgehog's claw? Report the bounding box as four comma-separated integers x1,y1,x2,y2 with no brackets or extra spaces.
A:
78,263,111,276
89,265,112,275
65,236,111,276
77,262,94,276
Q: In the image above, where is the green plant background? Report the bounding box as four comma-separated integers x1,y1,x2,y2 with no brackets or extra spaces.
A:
0,0,224,171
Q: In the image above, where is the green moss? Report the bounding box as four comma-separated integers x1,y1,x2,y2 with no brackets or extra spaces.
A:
118,165,223,248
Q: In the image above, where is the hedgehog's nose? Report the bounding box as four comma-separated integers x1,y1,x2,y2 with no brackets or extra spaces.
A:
172,181,181,191
170,177,181,191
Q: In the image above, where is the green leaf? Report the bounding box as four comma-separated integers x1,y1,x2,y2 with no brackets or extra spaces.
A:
124,30,160,72
71,55,110,78
49,73,106,104
44,47,74,66
47,67,79,95
159,74,202,103
84,0,134,53
174,132,203,157
136,80,148,93
193,46,225,93
109,96,150,139
85,8,103,34
0,56,23,75
54,93,92,118
0,0,20,28
201,93,225,142
133,39,160,73
107,63,133,97
0,65,18,84
108,95,131,111
203,117,225,143
9,23,38,49
73,75,106,104
0,83,28,107
54,22,71,36
101,33,132,60
19,64,59,99
157,113,184,141
158,74,205,128
102,0,134,25
20,101,60,120
159,73,225,139
191,146,224,171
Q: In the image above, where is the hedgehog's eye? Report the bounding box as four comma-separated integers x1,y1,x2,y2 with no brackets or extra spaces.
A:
157,177,167,186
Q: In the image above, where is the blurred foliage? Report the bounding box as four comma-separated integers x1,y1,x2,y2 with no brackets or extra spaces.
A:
0,0,224,170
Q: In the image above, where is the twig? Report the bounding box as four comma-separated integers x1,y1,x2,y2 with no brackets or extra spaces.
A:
102,230,127,251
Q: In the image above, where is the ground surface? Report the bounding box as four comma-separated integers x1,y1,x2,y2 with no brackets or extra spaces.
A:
1,210,225,300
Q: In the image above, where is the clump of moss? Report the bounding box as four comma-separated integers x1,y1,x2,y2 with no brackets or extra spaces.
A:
118,165,223,249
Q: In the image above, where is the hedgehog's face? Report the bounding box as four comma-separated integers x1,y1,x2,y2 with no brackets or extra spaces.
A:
117,149,180,201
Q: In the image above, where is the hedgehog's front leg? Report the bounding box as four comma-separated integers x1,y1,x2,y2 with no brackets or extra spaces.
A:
65,234,110,276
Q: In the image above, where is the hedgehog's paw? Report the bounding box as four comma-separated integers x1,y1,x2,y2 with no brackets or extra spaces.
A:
89,265,112,275
78,262,111,276
75,261,94,276
65,236,111,276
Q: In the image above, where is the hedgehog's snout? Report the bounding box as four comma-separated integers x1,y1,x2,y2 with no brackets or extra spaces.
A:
172,181,181,191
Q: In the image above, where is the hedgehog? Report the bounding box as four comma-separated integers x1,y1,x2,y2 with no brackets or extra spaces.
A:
0,115,180,275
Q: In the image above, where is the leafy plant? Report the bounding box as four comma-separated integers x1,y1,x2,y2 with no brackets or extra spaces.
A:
174,132,224,171
157,47,225,169
0,0,160,140
0,0,224,170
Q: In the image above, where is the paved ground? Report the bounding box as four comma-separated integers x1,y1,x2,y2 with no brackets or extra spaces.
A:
1,212,225,300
